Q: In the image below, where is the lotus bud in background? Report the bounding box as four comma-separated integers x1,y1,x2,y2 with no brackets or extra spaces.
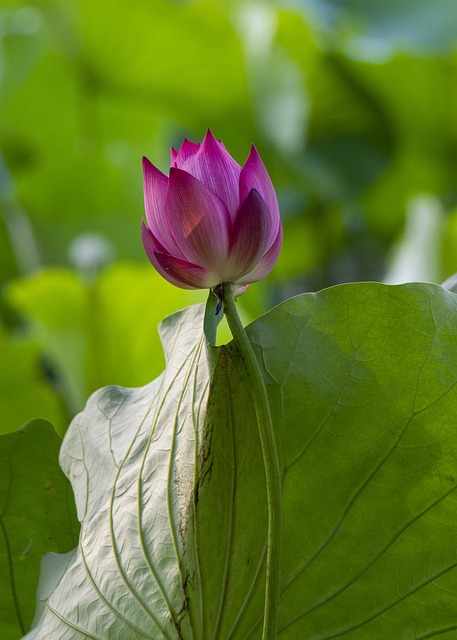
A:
141,130,282,295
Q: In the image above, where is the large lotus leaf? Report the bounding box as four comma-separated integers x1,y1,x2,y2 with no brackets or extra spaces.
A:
25,283,457,638
0,419,79,640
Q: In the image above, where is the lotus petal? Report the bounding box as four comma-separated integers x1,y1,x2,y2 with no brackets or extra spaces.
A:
153,251,218,289
239,145,280,246
223,189,272,281
181,130,241,220
166,168,231,271
141,221,194,288
142,157,184,257
171,138,200,167
237,224,283,285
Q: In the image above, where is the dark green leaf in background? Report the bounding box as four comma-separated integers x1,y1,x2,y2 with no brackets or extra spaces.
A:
0,419,79,640
0,336,65,436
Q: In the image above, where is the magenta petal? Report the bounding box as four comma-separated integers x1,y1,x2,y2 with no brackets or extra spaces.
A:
239,146,280,246
233,284,249,297
141,218,167,254
142,221,209,289
236,224,283,285
181,130,242,219
143,133,282,291
166,168,230,270
173,138,200,168
153,251,219,289
143,157,167,230
142,157,184,257
223,189,272,281
141,221,188,288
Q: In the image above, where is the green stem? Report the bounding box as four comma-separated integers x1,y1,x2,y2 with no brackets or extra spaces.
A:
221,284,282,640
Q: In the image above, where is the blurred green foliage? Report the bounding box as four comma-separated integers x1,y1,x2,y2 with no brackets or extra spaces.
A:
7,265,207,420
1,3,457,636
1,0,457,433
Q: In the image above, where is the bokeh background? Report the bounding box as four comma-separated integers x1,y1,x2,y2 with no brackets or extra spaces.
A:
2,0,457,434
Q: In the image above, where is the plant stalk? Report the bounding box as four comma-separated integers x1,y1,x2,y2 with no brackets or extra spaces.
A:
221,284,282,640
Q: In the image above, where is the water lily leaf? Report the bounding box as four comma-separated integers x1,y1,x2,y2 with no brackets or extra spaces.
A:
25,283,457,638
0,419,79,640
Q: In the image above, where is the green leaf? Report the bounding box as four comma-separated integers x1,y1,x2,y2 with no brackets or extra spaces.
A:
0,419,79,640
26,283,457,638
248,282,457,637
0,333,65,436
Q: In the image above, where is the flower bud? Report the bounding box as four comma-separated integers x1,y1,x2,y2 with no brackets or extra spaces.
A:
141,130,282,294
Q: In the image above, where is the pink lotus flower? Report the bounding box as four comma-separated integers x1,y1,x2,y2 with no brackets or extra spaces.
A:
141,130,282,294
